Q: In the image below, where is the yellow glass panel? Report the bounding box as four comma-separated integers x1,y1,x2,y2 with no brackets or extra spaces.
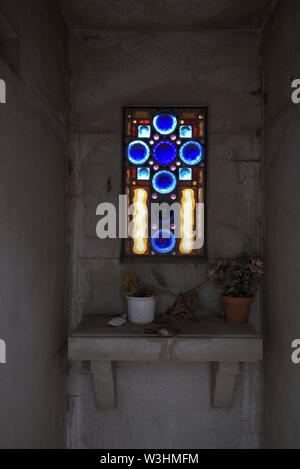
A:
198,188,204,203
133,188,148,255
199,170,203,185
134,111,150,119
181,111,196,118
196,189,205,250
126,188,130,238
180,189,195,255
199,121,204,137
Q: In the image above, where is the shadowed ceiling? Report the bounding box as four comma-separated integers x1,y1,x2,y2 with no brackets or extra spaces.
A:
59,0,278,31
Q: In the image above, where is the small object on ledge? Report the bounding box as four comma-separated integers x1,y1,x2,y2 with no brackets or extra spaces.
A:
122,272,157,324
157,328,178,337
107,316,127,327
144,326,179,337
156,312,201,328
167,289,199,320
126,296,156,324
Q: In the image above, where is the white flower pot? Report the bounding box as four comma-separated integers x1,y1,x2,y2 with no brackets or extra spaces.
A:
126,296,156,324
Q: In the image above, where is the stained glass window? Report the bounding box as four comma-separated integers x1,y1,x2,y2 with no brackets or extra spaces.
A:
122,106,207,260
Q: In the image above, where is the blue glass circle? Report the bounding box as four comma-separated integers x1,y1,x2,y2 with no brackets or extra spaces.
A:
128,140,150,165
153,141,177,165
180,141,203,165
152,229,176,254
152,170,177,194
153,113,177,135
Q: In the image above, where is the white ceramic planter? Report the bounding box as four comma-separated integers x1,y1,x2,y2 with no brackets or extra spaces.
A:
126,296,156,324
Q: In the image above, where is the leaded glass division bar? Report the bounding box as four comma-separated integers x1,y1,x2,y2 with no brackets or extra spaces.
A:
122,106,208,261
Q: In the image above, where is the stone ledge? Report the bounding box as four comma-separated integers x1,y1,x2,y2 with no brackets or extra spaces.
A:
68,315,262,409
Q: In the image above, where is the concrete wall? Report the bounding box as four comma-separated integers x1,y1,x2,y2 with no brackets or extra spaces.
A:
0,0,69,448
69,29,263,449
263,0,300,448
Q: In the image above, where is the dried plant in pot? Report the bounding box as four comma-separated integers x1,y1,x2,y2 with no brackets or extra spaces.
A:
122,273,157,324
206,253,264,324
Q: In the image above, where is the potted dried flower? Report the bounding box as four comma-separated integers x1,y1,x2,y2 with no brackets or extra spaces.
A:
122,273,157,324
206,253,264,323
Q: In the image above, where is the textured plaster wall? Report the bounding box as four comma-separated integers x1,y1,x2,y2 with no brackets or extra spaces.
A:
0,0,69,448
69,29,263,449
263,0,300,448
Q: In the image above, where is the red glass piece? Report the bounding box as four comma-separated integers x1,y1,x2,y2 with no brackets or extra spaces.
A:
140,120,150,124
132,168,136,179
193,127,198,137
132,126,137,137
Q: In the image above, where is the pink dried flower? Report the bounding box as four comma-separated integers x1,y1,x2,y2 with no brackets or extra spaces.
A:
206,265,217,280
250,256,264,274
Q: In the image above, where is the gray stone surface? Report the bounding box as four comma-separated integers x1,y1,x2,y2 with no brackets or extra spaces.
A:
74,360,260,449
68,28,263,448
59,0,277,30
0,0,69,449
3,0,299,450
71,314,261,338
263,0,300,449
68,316,262,411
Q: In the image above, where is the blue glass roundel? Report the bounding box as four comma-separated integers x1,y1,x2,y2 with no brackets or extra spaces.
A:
128,140,150,165
153,141,177,165
153,113,177,135
179,141,203,165
152,170,177,194
152,229,176,254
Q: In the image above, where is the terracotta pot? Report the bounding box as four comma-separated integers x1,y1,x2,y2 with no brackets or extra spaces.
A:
221,296,254,324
